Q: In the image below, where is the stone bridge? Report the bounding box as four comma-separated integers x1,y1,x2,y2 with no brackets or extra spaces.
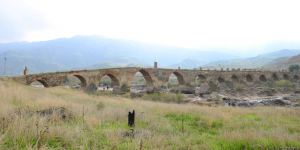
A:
12,67,299,91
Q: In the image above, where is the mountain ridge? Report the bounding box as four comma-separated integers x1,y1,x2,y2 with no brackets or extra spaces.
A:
0,36,239,75
203,49,300,69
0,36,300,75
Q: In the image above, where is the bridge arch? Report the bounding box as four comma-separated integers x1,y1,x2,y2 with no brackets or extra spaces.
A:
195,74,206,86
30,79,49,88
64,74,87,88
131,69,153,86
259,74,267,82
246,74,253,82
99,73,120,87
169,71,185,85
197,74,206,80
139,69,153,86
272,73,279,81
74,75,87,87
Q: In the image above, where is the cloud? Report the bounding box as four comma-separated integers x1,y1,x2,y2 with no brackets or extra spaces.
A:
0,0,47,42
1,0,300,55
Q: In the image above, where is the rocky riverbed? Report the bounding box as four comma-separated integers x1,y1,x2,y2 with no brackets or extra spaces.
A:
186,93,300,107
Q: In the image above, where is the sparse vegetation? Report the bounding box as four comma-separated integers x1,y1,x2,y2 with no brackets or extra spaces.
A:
93,90,115,97
273,80,295,90
289,64,300,73
234,83,245,92
0,79,299,149
141,93,184,103
120,84,130,92
96,102,105,110
208,81,218,92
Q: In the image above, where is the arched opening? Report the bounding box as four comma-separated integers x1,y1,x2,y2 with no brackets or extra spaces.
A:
293,75,299,80
272,73,279,81
195,74,206,86
131,70,153,90
231,75,239,82
246,74,253,82
218,77,225,83
259,75,267,82
283,74,289,80
168,74,179,86
64,75,87,89
30,80,48,88
98,74,119,91
168,72,185,86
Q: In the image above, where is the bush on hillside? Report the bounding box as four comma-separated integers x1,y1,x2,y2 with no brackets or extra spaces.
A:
274,80,294,90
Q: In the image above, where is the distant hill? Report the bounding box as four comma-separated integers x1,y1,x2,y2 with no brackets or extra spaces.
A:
86,57,147,69
1,35,300,75
204,49,300,69
170,51,241,69
0,36,239,76
263,54,300,70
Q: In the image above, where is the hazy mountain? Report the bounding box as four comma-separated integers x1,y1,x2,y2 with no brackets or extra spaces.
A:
171,51,241,69
0,36,239,76
170,59,202,69
258,49,300,58
1,35,299,76
204,49,300,69
263,54,300,70
86,57,149,69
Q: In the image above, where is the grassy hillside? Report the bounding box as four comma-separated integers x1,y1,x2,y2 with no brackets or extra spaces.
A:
0,80,299,149
263,54,300,70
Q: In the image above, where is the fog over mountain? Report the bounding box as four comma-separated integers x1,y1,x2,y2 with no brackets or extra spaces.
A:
0,36,300,76
205,49,300,69
1,0,300,76
0,36,239,75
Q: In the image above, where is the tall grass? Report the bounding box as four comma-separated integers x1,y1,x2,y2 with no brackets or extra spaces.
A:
141,93,184,103
0,79,299,149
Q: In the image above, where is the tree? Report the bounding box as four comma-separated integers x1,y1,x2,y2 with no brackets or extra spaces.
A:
288,64,300,72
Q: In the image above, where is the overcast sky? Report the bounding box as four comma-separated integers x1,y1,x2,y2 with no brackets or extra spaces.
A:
1,0,300,54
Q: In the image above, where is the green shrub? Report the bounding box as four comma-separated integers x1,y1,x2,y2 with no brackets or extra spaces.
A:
96,102,105,110
46,137,71,149
289,64,300,72
211,120,223,129
274,80,294,90
234,83,245,92
141,93,184,103
120,84,129,93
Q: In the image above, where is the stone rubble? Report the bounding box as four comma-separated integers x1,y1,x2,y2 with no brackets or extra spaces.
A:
222,96,293,107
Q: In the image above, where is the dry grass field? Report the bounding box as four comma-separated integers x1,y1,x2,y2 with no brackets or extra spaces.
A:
0,79,300,149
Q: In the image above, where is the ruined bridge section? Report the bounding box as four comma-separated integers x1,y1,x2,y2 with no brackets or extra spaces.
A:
13,67,299,89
